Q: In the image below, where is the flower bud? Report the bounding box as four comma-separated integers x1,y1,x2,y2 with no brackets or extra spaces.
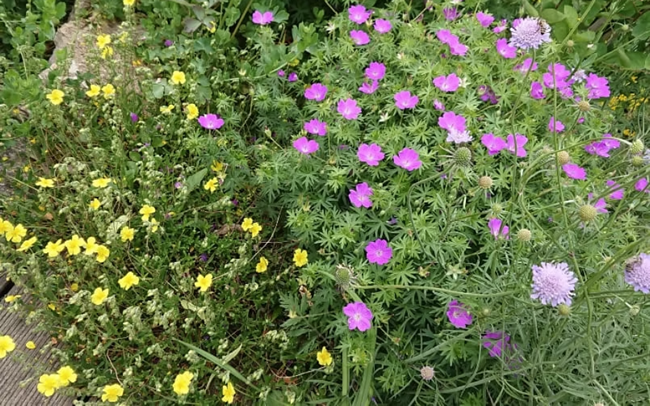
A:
566,40,574,47
478,176,493,189
517,228,532,242
454,147,472,167
491,203,503,215
481,308,491,317
631,140,644,154
420,366,435,381
630,305,640,316
577,100,590,112
622,24,629,31
557,151,570,165
579,205,597,222
631,155,644,167
558,304,571,316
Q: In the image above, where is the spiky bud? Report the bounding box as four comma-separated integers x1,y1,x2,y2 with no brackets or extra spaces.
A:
557,151,570,165
577,100,590,112
491,203,503,216
481,308,491,317
478,176,493,189
517,228,532,242
566,40,574,47
454,147,472,167
558,304,571,316
579,205,597,222
334,265,356,290
420,366,435,381
631,140,644,154
632,155,644,167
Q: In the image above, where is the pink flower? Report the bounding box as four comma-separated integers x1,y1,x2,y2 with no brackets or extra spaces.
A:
585,134,620,158
374,19,392,33
587,193,608,213
304,119,327,136
358,143,385,166
548,117,565,133
198,114,224,130
304,83,328,101
635,178,649,192
443,7,459,21
337,98,362,120
348,5,371,24
252,10,274,25
531,82,545,99
562,163,586,180
436,29,455,44
476,12,494,27
493,19,507,34
488,218,509,239
433,99,445,111
365,62,386,81
349,182,373,208
543,63,571,89
433,73,460,92
293,137,319,154
449,40,468,56
359,80,379,94
496,38,517,58
585,74,610,99
343,302,373,332
365,239,392,265
606,180,624,200
506,134,528,157
438,111,466,132
350,30,370,45
287,72,298,82
393,148,422,171
481,133,507,155
394,91,419,110
514,58,538,73
447,300,473,328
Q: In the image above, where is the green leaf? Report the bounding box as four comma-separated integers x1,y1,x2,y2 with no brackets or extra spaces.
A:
152,83,165,99
523,0,539,17
224,6,241,27
194,37,213,54
185,168,207,192
183,17,202,33
632,11,650,40
541,9,565,24
563,6,578,28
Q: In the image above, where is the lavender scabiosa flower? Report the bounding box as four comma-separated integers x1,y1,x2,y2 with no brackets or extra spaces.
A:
447,300,472,328
531,262,577,306
509,17,551,50
625,253,650,293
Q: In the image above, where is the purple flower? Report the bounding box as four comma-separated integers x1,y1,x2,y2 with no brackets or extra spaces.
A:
198,114,224,130
449,40,468,56
277,70,285,77
436,29,455,44
585,74,610,99
359,80,379,94
476,12,494,27
548,117,565,133
393,148,422,171
374,19,392,33
481,133,507,155
514,58,538,73
433,99,445,111
531,81,545,99
506,134,528,157
349,182,373,208
483,331,515,357
365,239,392,265
365,62,386,81
496,38,517,58
585,133,620,157
439,111,472,143
358,143,385,166
447,300,472,328
562,163,586,180
443,7,459,21
304,83,328,101
578,117,585,124
288,72,298,82
509,17,552,50
130,112,139,123
174,181,183,189
304,119,327,136
343,302,373,331
433,73,460,92
337,98,362,120
478,85,499,104
348,5,371,24
350,30,370,46
199,253,208,262
606,180,624,200
493,19,508,34
164,39,174,47
394,91,419,110
488,218,509,239
531,262,577,306
252,10,274,25
543,63,571,89
635,178,649,192
625,253,650,293
293,137,319,155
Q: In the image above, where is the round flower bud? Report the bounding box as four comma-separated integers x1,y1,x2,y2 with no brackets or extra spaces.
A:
491,203,503,215
631,140,644,154
630,305,640,316
631,155,644,167
420,366,435,381
579,205,597,222
622,24,630,31
481,308,491,317
557,151,570,165
334,265,356,290
558,304,571,316
517,228,532,242
478,176,493,189
577,100,590,112
566,39,574,47
454,147,472,167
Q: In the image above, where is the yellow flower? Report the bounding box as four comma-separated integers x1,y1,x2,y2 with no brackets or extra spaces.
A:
37,374,62,397
4,295,21,303
0,335,16,359
118,272,140,290
186,103,199,120
101,384,124,403
71,283,79,292
207,21,216,33
84,237,99,255
43,239,65,257
256,256,268,273
293,248,308,267
96,34,111,49
222,381,236,404
89,198,101,210
241,218,253,231
120,226,135,242
26,341,36,350
123,0,135,6
57,366,77,386
118,31,129,43
64,235,86,256
17,236,37,252
172,371,194,395
170,71,186,85
102,84,116,99
211,161,224,172
92,177,112,188
46,89,65,105
139,205,156,221
150,218,159,233
23,165,31,173
36,177,55,188
5,223,27,243
96,245,110,263
317,347,333,366
249,222,262,237
86,84,101,98
195,274,213,292
47,303,56,311
101,46,114,59
0,219,12,234
160,105,175,114
204,177,219,193
91,287,109,305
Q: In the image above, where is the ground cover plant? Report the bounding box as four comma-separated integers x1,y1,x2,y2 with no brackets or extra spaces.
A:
1,0,650,405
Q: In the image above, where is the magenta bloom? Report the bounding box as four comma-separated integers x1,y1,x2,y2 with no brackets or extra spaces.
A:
358,143,385,166
337,98,362,120
365,62,386,81
548,117,565,133
433,73,460,92
439,111,471,144
585,74,610,99
436,29,455,44
374,19,392,33
433,99,445,111
543,63,571,89
562,163,586,180
531,82,545,99
483,331,515,358
349,182,373,208
476,12,494,27
304,83,328,101
506,134,528,157
478,85,499,104
496,38,517,58
635,178,649,192
481,133,507,155
606,180,624,200
348,5,371,24
447,300,472,328
130,112,139,123
287,72,298,82
343,302,373,331
443,7,459,21
531,262,577,306
293,137,319,155
304,119,327,136
585,134,620,158
488,218,509,239
350,30,370,46
514,58,538,73
625,253,650,293
359,80,379,94
277,70,285,77
198,114,224,130
493,19,507,34
449,40,468,56
393,148,422,171
365,239,392,265
252,10,274,25
394,91,419,110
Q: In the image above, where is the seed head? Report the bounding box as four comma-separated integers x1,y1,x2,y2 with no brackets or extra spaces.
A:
557,151,570,165
579,205,597,222
454,147,472,167
631,140,644,154
566,40,574,47
478,176,493,189
517,228,532,242
557,303,571,316
334,265,356,290
491,203,503,216
420,366,435,381
577,100,590,112
631,155,644,167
